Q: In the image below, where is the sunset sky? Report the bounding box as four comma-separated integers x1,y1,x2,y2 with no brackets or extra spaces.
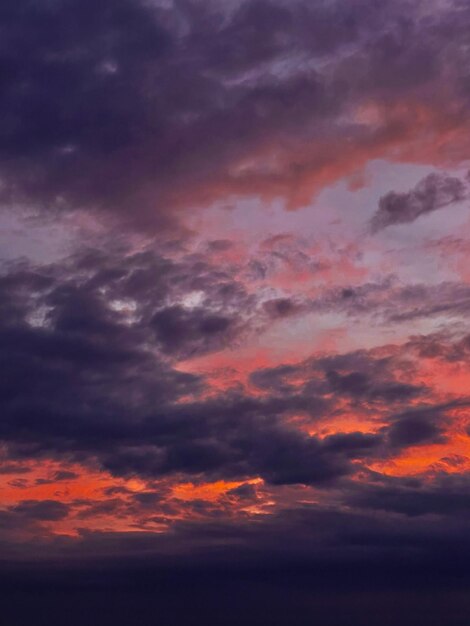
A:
1,1,470,624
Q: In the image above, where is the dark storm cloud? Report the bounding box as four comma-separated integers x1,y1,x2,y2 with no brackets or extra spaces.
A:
325,369,420,402
0,243,464,495
250,347,426,407
9,241,457,490
0,248,390,487
370,172,469,232
347,473,470,517
151,305,236,358
384,410,447,449
0,241,256,359
0,0,174,227
11,500,70,522
1,0,470,228
97,405,375,486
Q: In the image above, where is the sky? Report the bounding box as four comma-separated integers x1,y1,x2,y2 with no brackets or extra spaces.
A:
1,1,470,624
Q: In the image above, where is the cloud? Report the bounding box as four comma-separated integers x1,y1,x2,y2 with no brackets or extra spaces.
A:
325,369,421,402
151,306,237,358
11,500,70,522
263,297,304,319
3,239,464,498
406,332,470,362
2,2,470,617
384,408,448,450
347,472,470,517
311,277,470,325
370,172,468,232
2,0,470,231
0,247,388,487
4,244,457,491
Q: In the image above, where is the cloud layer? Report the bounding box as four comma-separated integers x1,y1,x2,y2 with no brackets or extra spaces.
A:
1,2,470,624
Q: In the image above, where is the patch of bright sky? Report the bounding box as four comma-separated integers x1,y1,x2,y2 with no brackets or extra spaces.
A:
189,159,469,286
26,304,53,329
180,290,206,308
0,205,117,266
254,305,448,362
0,212,74,265
3,158,468,290
189,160,435,244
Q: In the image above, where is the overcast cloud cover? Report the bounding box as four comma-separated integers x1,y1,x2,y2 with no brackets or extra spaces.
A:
1,1,470,624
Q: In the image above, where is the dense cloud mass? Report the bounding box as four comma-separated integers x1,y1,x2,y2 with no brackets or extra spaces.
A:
0,248,410,484
0,245,467,495
1,1,470,625
1,0,470,229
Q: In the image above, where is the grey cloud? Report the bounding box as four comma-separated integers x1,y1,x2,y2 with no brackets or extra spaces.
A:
371,172,468,232
0,244,464,495
263,297,304,319
385,413,446,449
11,500,70,521
312,278,470,325
0,248,381,487
151,306,237,358
347,474,470,517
